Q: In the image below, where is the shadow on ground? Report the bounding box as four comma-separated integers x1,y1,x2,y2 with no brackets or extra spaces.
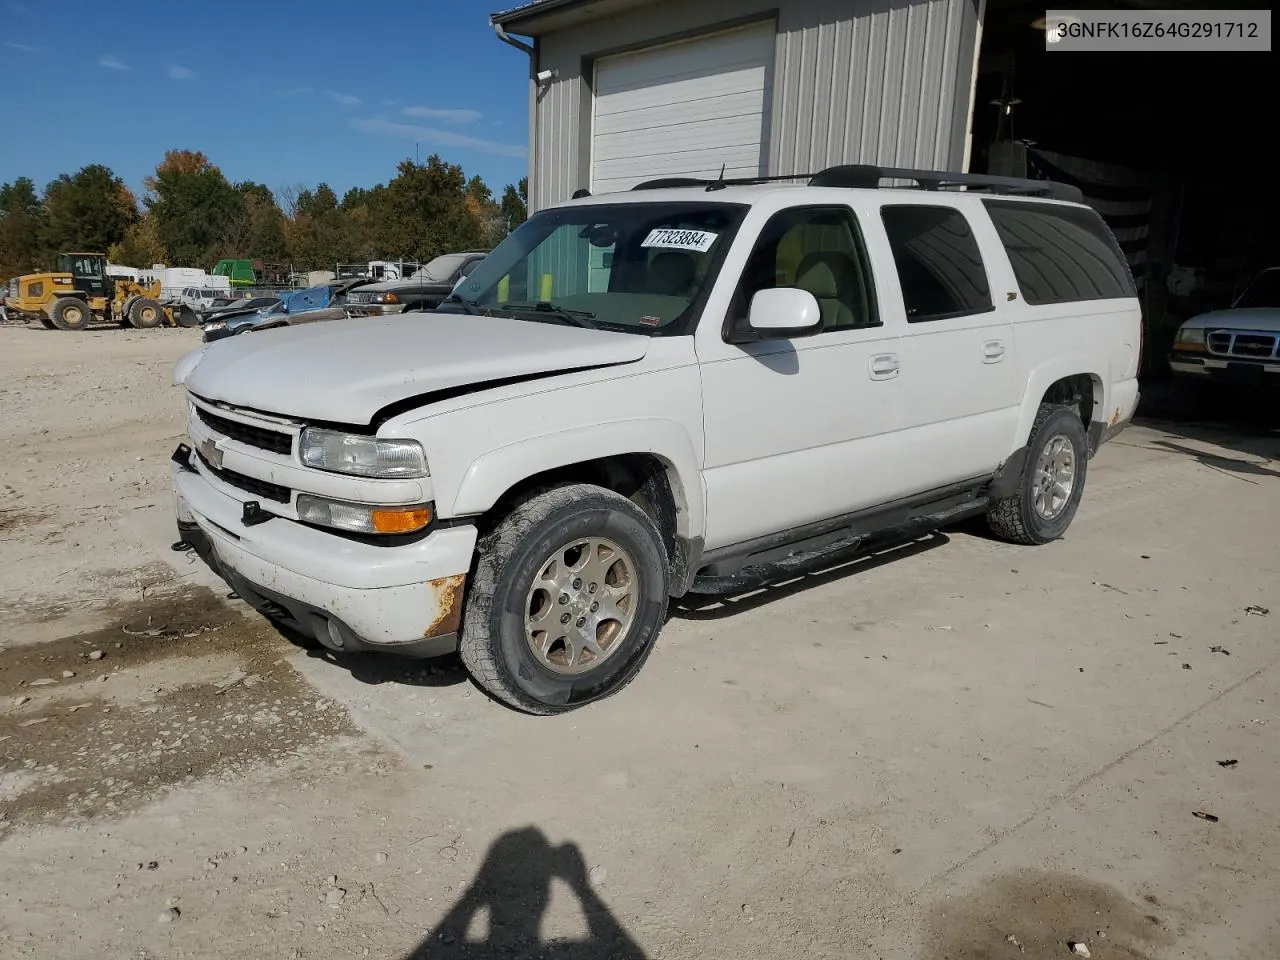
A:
404,827,646,959
670,533,948,621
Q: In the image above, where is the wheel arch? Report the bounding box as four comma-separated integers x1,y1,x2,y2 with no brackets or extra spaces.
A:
1013,357,1108,454
450,421,705,594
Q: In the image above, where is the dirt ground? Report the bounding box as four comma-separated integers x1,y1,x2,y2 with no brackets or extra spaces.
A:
1,321,1277,960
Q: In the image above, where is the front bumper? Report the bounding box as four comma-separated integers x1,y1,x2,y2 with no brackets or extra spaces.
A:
1169,354,1280,386
171,444,476,657
345,302,405,316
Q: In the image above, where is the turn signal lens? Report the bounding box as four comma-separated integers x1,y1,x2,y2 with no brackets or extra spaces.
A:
371,506,432,534
297,495,432,535
383,292,399,304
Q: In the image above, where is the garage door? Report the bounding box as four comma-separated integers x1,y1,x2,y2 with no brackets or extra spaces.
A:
591,22,775,195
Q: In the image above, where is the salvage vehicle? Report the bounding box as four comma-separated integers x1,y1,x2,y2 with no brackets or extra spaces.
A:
201,279,377,342
170,164,1141,714
3,252,196,330
1169,267,1280,389
343,251,489,315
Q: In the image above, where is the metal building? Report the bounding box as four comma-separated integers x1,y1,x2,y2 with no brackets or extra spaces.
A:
490,0,983,213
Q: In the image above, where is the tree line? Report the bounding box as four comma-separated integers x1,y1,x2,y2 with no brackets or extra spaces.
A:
0,150,528,280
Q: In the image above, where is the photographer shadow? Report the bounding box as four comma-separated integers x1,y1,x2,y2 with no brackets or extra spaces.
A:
405,827,646,960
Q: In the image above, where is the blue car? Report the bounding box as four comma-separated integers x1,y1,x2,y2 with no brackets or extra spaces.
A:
201,280,372,342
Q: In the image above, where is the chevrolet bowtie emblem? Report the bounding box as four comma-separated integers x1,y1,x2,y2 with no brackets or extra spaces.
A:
198,437,224,470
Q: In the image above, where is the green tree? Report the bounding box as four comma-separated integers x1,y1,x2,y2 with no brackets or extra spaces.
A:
225,182,288,261
286,183,349,269
108,215,167,268
42,164,137,255
145,150,246,268
0,177,46,277
499,176,528,232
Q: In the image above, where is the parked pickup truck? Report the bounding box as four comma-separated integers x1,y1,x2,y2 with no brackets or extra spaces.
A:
342,251,489,316
1169,267,1280,390
170,164,1140,715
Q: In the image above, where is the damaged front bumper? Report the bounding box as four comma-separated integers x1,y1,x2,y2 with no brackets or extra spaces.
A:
171,444,475,658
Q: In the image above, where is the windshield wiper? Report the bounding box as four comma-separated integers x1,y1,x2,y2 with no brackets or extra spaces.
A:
439,294,483,314
506,301,599,329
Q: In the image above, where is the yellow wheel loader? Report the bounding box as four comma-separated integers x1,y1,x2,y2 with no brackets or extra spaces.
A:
1,253,197,331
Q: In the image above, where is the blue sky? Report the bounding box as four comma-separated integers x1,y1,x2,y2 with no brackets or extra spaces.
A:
0,0,530,200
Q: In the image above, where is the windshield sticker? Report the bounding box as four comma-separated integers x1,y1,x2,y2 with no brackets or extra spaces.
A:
641,228,718,253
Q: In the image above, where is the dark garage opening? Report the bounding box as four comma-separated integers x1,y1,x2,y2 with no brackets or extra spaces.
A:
972,0,1278,404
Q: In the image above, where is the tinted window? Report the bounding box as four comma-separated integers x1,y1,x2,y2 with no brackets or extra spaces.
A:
880,206,992,322
734,206,878,331
983,199,1136,305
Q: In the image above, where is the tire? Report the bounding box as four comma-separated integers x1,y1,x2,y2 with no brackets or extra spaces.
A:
987,404,1089,545
49,297,93,331
459,484,670,714
176,305,202,328
128,297,163,329
118,295,139,327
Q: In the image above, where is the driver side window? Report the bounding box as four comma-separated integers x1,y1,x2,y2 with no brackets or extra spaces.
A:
731,206,879,332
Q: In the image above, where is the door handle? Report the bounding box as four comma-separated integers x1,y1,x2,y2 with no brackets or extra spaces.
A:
982,340,1005,363
869,353,900,379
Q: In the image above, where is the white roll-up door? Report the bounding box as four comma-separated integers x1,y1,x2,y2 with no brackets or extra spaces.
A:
590,21,775,195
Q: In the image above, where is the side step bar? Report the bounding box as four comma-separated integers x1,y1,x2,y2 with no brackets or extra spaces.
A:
689,497,988,596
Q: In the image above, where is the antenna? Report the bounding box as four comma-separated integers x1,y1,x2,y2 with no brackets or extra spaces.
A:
706,163,728,192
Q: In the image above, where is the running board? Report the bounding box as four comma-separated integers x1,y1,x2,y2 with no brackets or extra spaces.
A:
689,497,988,596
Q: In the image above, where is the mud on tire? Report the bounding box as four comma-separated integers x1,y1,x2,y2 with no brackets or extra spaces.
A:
459,484,670,715
987,403,1088,546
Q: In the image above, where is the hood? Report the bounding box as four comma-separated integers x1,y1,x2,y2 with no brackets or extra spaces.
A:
357,275,450,292
1181,307,1280,332
183,313,650,424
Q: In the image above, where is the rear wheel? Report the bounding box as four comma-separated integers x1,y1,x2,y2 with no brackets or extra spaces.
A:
459,484,670,714
987,404,1088,545
129,297,163,329
49,297,93,331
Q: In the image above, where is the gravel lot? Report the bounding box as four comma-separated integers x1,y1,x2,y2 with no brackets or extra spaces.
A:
1,321,1278,959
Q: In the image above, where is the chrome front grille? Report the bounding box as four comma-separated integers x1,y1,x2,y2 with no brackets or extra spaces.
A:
1207,329,1280,361
196,406,292,454
196,450,291,503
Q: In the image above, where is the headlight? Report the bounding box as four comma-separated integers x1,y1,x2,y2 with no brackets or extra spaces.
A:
299,428,428,478
296,495,432,535
1174,327,1206,350
203,321,226,332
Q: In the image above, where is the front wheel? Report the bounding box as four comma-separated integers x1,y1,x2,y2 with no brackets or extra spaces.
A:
129,297,163,329
459,484,670,714
49,297,93,331
987,404,1088,545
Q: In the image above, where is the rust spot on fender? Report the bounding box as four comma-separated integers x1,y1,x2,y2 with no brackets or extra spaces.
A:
1110,406,1123,426
424,574,466,638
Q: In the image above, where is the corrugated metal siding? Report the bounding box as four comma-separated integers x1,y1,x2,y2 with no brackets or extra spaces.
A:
771,0,966,175
529,0,979,212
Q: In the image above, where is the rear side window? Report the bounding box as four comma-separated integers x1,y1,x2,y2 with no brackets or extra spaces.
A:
983,200,1136,305
880,205,993,322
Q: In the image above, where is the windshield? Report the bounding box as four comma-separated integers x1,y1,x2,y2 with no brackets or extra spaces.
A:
451,201,746,335
1234,270,1280,309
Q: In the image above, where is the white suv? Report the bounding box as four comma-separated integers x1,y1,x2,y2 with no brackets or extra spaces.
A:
171,165,1141,714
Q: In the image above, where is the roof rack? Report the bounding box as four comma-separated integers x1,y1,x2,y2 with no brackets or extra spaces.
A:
631,172,813,192
629,165,1081,202
809,164,1082,202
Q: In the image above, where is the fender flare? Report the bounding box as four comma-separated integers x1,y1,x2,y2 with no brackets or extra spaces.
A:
1011,354,1109,455
450,418,705,539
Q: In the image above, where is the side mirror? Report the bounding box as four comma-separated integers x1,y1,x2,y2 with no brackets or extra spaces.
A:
742,287,822,340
